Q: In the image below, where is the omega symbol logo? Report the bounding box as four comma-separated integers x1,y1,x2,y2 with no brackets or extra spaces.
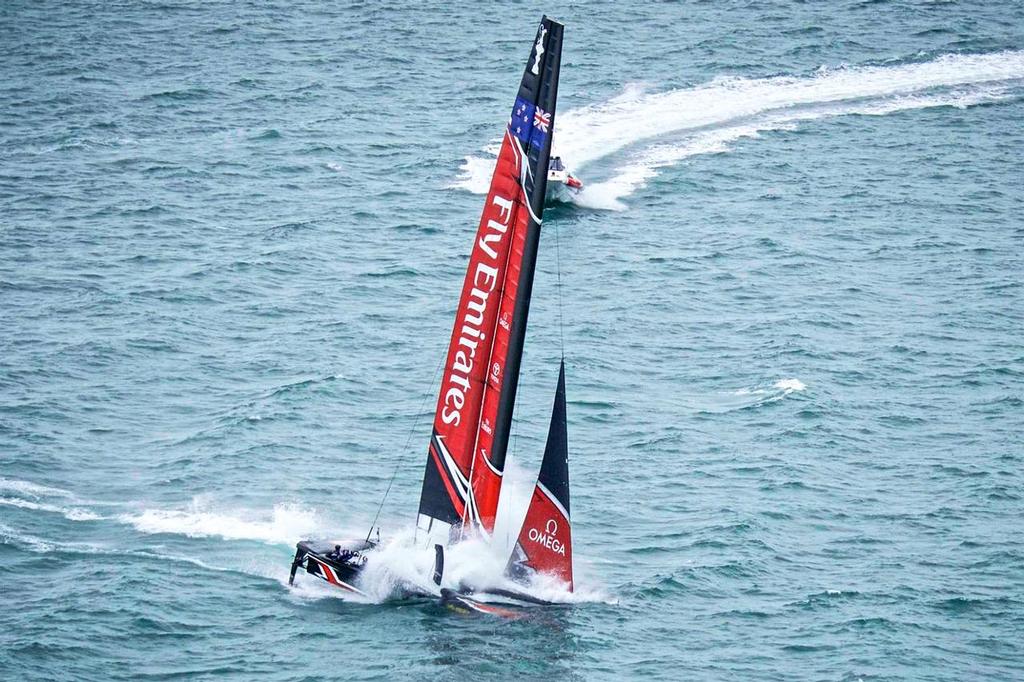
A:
527,518,566,555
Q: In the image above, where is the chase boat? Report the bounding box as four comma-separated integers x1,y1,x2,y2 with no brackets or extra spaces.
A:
547,155,583,193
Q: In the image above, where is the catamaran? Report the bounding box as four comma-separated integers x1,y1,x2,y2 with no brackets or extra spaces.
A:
290,16,574,605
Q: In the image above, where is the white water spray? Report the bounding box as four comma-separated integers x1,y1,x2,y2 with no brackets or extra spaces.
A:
118,499,331,545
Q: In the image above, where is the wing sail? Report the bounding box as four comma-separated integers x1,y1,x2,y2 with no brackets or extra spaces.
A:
416,17,564,545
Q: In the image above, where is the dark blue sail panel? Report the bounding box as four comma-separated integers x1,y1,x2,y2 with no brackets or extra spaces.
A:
537,360,570,515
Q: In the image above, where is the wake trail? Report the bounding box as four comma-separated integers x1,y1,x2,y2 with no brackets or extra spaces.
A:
117,500,333,545
0,521,286,584
0,496,103,521
452,51,1024,209
0,477,77,499
1,477,607,605
0,480,347,546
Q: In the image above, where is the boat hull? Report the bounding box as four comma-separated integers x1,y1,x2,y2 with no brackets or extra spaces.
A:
545,181,579,203
440,588,524,617
545,169,583,202
289,539,374,594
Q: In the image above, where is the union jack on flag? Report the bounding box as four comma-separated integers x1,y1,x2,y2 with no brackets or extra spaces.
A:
533,107,551,133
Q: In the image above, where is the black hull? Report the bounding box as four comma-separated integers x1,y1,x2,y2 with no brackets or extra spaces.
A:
439,588,543,618
289,539,375,594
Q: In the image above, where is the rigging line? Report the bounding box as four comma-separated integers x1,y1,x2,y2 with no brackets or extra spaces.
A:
365,348,446,543
554,216,565,360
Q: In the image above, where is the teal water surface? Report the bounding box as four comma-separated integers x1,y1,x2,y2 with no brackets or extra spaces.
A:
2,1,1023,680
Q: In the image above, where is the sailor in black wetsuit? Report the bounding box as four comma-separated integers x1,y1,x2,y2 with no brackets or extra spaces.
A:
328,545,358,564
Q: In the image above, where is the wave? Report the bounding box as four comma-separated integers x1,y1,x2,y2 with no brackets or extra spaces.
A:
0,477,112,520
735,377,807,402
773,378,807,395
0,477,76,499
0,496,103,521
0,522,59,552
693,377,807,413
453,51,1024,209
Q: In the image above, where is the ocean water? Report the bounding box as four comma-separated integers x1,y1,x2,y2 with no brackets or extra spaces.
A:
2,1,1023,679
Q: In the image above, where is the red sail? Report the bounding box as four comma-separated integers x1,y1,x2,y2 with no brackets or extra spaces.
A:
462,132,529,532
513,486,573,589
420,131,528,533
416,18,563,545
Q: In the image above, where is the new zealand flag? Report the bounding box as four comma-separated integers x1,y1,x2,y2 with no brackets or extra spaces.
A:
510,96,535,145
